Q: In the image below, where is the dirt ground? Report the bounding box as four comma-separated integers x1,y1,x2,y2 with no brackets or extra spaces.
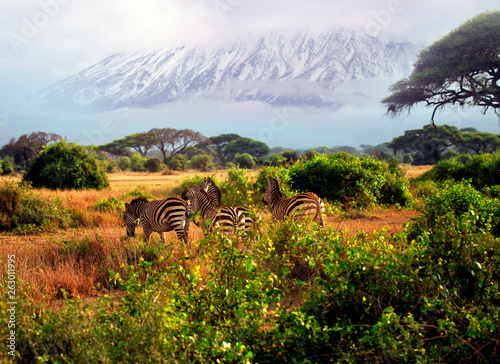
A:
326,209,419,237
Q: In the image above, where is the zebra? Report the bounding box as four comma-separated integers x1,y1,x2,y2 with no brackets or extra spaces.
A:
262,176,325,225
123,197,191,244
201,177,262,232
181,185,245,236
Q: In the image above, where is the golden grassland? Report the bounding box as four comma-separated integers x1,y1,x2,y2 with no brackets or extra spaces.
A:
0,166,429,306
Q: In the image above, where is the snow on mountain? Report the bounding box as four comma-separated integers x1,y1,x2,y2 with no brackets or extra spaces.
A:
33,29,419,110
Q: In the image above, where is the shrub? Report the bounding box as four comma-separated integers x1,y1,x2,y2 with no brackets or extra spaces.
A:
168,155,188,171
94,197,125,212
409,180,500,239
189,154,214,171
418,152,500,189
0,159,13,175
118,156,131,171
285,153,412,208
234,153,256,169
170,174,212,196
144,158,162,173
122,187,154,200
103,157,118,173
219,166,256,206
22,141,109,190
130,154,147,172
13,190,77,233
0,180,22,230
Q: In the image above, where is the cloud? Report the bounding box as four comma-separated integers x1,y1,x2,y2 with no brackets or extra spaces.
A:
0,0,498,148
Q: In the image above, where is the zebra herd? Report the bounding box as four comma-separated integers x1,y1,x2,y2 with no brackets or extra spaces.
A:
123,176,325,244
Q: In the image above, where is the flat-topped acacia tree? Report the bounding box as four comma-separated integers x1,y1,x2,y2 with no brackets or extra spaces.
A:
383,11,500,124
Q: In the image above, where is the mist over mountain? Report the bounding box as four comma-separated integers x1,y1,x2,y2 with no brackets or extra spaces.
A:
32,29,419,112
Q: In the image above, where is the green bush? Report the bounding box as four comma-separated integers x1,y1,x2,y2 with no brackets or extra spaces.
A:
419,152,500,189
118,156,131,171
22,141,109,190
130,154,147,172
189,154,214,171
0,180,78,233
168,155,188,171
409,180,500,238
234,153,256,169
144,158,162,173
94,197,125,212
122,187,155,200
219,166,256,206
170,174,213,196
1,159,13,175
283,153,411,208
6,207,500,362
103,157,118,173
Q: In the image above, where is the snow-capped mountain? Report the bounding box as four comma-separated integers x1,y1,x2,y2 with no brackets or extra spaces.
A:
33,29,419,110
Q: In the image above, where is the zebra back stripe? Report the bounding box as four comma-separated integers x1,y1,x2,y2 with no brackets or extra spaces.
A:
263,176,325,225
182,186,245,235
124,197,190,243
202,177,261,232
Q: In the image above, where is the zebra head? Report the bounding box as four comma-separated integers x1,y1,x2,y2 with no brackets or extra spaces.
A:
203,177,222,205
262,176,282,205
123,198,147,237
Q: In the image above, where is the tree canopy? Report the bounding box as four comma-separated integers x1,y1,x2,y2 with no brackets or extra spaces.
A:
223,137,270,160
97,128,208,163
0,132,62,169
383,11,500,124
387,124,500,164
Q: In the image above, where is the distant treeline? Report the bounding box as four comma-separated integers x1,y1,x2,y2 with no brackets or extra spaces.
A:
1,124,499,173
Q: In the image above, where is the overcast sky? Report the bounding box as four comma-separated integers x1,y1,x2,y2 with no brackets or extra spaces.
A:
0,1,498,149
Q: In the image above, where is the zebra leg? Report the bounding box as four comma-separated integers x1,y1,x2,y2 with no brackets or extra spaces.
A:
141,221,153,244
160,232,166,244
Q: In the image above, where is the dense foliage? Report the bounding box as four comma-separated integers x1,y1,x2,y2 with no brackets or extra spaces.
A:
0,180,78,233
383,11,500,122
284,153,412,208
23,140,109,190
417,152,500,189
5,189,500,362
3,156,500,362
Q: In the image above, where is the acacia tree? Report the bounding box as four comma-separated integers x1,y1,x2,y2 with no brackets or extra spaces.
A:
150,128,208,164
0,132,62,169
387,124,461,165
456,129,500,154
383,11,500,124
123,132,156,156
223,137,270,161
98,140,132,157
207,133,241,164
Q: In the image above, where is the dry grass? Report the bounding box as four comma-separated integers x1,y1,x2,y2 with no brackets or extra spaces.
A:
0,170,225,304
1,167,422,305
400,164,433,179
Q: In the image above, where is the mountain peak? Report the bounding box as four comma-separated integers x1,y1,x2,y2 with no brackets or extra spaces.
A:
32,29,419,111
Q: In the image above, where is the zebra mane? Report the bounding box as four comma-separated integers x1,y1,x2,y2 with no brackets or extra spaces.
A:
205,177,222,203
129,197,149,205
268,177,283,199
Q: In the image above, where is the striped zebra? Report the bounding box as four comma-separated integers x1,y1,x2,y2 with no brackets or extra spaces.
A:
201,177,262,232
262,176,325,225
123,197,191,243
181,185,245,236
